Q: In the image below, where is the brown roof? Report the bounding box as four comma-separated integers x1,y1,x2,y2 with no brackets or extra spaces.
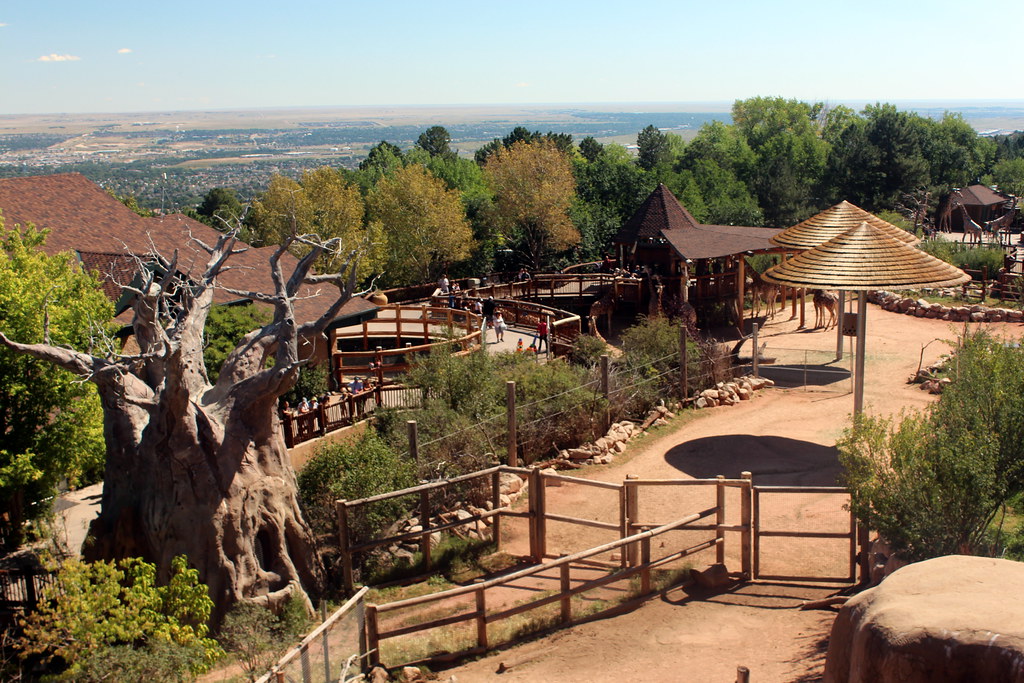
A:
615,183,781,259
76,251,142,302
0,173,376,327
762,222,970,291
956,184,1010,207
771,200,918,251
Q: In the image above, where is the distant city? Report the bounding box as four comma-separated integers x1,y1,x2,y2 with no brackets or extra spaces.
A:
1,101,1021,211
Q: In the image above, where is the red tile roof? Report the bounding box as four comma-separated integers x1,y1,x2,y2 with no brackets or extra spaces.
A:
0,173,375,326
614,184,780,259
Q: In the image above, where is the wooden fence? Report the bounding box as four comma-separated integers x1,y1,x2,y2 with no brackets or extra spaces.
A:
0,568,56,611
281,385,424,448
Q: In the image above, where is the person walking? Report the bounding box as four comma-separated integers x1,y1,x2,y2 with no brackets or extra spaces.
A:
493,311,507,342
535,316,549,354
481,296,497,343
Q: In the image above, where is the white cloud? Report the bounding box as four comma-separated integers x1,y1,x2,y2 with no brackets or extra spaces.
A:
0,23,8,28
515,82,530,88
117,48,132,54
38,53,81,62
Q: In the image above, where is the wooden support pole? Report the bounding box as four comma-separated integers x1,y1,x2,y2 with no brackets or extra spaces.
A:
716,475,726,565
420,489,432,572
366,605,380,668
506,381,518,467
618,483,629,568
491,469,502,551
625,474,639,567
536,470,547,560
640,534,652,594
337,500,354,595
752,323,760,378
858,522,871,585
679,324,689,401
740,471,752,579
836,291,846,361
559,554,572,625
407,420,418,461
475,587,488,649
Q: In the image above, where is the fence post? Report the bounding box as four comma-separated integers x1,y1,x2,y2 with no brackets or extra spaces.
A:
320,599,331,682
366,605,380,668
559,553,571,624
475,587,488,649
619,483,629,568
858,522,871,585
741,472,752,580
506,381,518,467
600,354,610,429
751,323,760,378
420,489,432,573
491,469,502,551
528,468,541,561
679,324,689,401
357,597,368,674
407,420,418,462
317,401,327,437
336,500,354,595
625,474,639,567
282,411,295,448
716,475,726,565
640,533,652,594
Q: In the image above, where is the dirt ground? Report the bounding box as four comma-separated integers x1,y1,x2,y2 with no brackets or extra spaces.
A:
445,302,1024,683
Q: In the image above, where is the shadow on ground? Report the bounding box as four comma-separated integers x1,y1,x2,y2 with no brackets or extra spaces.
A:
664,435,841,486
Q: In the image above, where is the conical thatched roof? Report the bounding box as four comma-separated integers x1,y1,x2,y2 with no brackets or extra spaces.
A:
762,222,969,291
771,200,919,251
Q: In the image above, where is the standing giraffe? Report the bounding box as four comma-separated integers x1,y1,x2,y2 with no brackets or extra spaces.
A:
959,202,984,245
812,289,839,330
747,269,780,320
984,195,1018,247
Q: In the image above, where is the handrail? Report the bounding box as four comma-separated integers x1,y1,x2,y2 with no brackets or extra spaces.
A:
376,505,717,613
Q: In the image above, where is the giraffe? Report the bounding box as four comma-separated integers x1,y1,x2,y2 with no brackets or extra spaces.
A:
959,202,984,245
983,195,1018,247
587,288,615,342
812,289,839,330
747,269,780,320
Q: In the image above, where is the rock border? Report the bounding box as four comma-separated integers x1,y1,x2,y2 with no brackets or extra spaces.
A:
870,289,1024,323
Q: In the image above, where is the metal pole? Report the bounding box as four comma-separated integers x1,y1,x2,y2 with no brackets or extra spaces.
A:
853,291,868,416
836,291,846,361
751,323,760,378
506,381,517,467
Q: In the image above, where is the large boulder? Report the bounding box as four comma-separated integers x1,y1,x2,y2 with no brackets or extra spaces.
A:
824,555,1024,683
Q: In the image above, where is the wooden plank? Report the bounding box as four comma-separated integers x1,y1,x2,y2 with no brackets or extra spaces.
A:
538,473,622,490
544,513,620,531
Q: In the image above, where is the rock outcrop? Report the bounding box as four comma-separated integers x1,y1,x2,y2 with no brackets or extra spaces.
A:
824,555,1024,683
869,289,1024,324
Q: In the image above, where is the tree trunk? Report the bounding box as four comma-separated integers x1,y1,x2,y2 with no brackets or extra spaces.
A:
85,392,322,620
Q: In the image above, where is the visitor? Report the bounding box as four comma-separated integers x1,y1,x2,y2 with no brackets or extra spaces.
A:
493,311,507,342
482,296,497,342
535,317,549,354
298,397,310,413
449,281,460,308
438,273,450,295
515,268,531,282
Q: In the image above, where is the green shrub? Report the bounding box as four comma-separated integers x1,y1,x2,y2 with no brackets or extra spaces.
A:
203,303,272,383
18,555,222,679
919,241,1004,278
569,334,608,367
297,431,416,543
219,594,311,681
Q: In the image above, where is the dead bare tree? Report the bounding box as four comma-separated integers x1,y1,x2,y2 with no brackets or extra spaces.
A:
0,229,368,619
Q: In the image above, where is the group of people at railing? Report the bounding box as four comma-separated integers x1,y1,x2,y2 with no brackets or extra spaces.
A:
279,376,385,447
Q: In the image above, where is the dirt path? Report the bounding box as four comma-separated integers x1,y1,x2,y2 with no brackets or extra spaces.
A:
446,305,1024,682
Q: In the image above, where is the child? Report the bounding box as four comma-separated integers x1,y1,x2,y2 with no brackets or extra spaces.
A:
515,338,524,353
493,312,507,342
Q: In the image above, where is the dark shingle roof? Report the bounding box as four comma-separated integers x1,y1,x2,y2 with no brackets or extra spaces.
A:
0,173,375,326
614,183,781,259
957,184,1009,207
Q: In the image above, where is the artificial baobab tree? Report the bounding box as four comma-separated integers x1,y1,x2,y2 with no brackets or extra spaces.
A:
0,229,367,618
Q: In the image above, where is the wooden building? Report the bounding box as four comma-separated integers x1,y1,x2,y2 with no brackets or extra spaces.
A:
612,184,781,323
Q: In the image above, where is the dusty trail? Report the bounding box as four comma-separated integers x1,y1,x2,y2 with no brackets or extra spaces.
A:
447,306,1024,682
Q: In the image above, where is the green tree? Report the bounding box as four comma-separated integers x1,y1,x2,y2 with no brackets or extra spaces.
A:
578,136,604,163
366,164,473,286
838,330,1024,561
0,220,111,547
196,187,243,229
637,124,671,172
731,96,828,226
989,158,1024,196
485,140,579,268
356,140,405,186
18,555,222,678
416,125,454,159
203,303,272,384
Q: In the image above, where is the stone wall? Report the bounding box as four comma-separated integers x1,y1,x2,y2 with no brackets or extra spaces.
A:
869,290,1024,323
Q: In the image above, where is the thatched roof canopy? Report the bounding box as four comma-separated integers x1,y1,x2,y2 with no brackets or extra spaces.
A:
763,222,968,291
771,200,918,251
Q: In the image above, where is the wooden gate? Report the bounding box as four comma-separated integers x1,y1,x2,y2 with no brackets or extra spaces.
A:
752,485,868,583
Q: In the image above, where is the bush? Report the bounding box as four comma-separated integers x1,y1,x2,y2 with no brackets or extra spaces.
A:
838,330,1024,561
203,303,272,383
219,594,311,681
919,241,1005,278
18,555,222,679
568,334,608,367
297,431,416,544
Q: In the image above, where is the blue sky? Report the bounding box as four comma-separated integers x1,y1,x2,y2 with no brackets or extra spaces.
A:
1,0,1021,115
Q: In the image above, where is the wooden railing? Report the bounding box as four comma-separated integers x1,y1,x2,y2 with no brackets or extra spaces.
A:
0,568,56,611
281,385,424,447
